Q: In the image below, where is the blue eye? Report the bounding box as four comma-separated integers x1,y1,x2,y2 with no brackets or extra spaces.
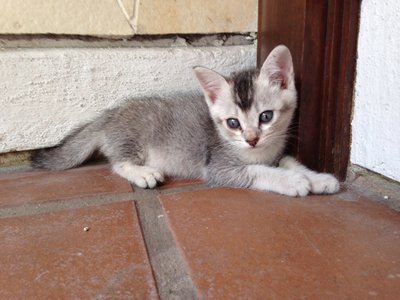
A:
259,110,273,124
227,118,241,129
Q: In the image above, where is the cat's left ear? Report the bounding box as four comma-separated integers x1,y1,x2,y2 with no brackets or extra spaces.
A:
193,66,230,105
260,45,294,90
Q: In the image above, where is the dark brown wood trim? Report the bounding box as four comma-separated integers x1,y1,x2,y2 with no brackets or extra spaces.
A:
258,0,361,180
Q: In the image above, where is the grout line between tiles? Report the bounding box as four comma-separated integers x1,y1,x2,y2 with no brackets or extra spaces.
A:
133,186,198,300
0,192,134,219
130,189,162,300
0,181,208,219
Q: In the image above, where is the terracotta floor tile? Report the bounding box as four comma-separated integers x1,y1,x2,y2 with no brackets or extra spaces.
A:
160,188,400,299
0,201,158,299
160,178,204,190
0,164,132,208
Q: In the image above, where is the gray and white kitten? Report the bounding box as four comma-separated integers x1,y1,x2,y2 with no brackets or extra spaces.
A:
32,45,339,197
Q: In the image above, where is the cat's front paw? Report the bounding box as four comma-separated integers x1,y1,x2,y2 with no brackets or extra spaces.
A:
275,171,311,197
128,166,164,189
307,173,340,194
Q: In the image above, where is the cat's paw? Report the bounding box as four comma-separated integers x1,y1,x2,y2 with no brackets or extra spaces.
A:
307,173,340,194
275,171,311,197
131,167,164,189
113,162,164,189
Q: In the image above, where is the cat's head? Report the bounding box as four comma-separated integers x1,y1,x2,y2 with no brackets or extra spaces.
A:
194,45,297,150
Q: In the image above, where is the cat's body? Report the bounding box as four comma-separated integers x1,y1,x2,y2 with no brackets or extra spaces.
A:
32,45,339,197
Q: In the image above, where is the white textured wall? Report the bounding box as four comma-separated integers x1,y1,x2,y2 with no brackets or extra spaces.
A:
351,0,400,181
0,46,256,153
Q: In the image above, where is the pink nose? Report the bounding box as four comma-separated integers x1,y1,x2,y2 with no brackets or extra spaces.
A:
246,138,259,147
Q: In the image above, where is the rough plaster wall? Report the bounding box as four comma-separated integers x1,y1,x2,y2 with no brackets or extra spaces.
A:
0,46,256,153
351,0,400,181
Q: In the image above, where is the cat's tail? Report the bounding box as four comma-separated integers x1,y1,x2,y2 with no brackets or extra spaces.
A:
31,121,101,170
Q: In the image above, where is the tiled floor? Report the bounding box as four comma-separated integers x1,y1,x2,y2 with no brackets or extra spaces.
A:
0,164,399,299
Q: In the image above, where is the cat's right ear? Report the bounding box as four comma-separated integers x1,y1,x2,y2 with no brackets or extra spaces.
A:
193,67,230,105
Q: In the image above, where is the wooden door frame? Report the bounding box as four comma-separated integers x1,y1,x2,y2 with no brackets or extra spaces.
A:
258,0,361,180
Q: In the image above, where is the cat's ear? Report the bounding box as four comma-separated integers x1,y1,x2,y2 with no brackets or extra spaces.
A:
260,45,294,90
193,67,230,104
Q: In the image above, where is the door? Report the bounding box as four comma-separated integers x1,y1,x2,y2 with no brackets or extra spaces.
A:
258,0,361,180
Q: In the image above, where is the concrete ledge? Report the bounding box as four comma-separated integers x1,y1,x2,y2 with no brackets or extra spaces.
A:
136,0,257,34
0,0,134,36
0,0,257,36
0,45,256,153
347,164,400,211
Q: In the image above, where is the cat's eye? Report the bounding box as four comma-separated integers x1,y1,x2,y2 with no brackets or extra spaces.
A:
259,110,274,124
226,118,241,129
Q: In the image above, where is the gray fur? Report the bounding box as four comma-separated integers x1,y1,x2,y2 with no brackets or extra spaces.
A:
230,70,258,111
32,45,340,196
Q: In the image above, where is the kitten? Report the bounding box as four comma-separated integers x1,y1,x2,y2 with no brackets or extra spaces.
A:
31,45,339,197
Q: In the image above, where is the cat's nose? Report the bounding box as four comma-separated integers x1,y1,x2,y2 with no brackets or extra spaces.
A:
244,127,260,147
246,137,259,147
